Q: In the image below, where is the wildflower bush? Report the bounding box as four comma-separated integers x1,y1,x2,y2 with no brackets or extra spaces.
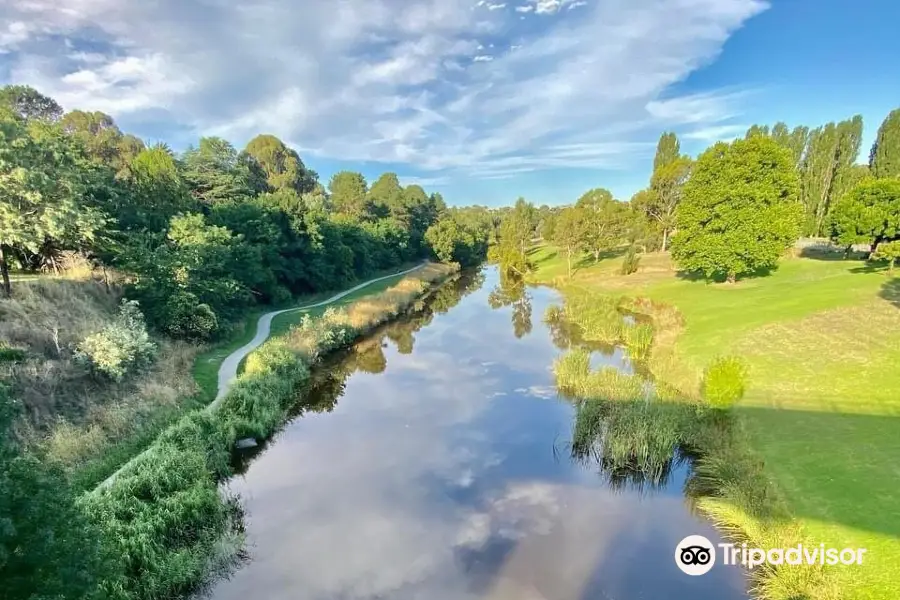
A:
76,300,156,381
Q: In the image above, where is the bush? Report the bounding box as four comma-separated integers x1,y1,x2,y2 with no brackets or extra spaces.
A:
702,356,747,409
76,300,156,381
620,246,641,275
164,292,219,340
0,344,26,363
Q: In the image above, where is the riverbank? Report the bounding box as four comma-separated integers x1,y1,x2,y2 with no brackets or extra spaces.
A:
528,245,900,600
81,262,458,600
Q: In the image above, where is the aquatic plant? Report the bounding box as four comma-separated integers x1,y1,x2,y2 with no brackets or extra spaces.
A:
623,322,654,361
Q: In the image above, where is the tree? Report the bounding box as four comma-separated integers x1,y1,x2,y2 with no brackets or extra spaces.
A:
0,112,106,296
551,206,584,278
799,116,864,236
829,178,900,249
329,171,372,220
872,241,900,273
368,172,403,218
870,108,900,179
244,134,317,194
60,110,144,177
0,85,62,123
574,188,628,260
671,136,802,282
653,132,680,172
648,156,691,251
769,122,809,167
121,144,194,232
181,137,261,204
496,198,536,275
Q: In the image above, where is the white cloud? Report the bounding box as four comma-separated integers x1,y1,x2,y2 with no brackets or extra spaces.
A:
486,2,507,10
0,0,768,179
682,123,748,142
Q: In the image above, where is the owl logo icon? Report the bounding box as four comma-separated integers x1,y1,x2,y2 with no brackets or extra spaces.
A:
675,535,716,575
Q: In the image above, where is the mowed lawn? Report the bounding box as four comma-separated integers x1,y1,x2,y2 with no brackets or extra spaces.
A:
529,244,900,599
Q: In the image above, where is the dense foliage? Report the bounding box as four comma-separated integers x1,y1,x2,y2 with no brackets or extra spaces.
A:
0,85,480,337
671,136,803,282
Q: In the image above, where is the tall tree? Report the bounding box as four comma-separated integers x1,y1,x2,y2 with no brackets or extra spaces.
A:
328,171,371,220
60,110,144,177
671,136,802,282
0,112,106,296
870,108,900,179
800,115,863,236
551,206,584,278
122,144,194,232
575,188,629,260
0,85,62,123
368,172,403,217
653,132,680,172
181,137,262,204
244,134,317,194
496,198,536,275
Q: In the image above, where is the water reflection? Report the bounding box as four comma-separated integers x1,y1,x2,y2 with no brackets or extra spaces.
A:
209,266,747,600
487,271,533,339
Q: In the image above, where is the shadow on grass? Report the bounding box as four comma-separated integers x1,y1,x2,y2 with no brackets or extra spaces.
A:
879,276,900,308
674,264,778,284
798,247,870,261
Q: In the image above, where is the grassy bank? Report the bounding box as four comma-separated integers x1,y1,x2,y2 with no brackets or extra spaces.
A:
192,261,421,402
80,262,456,600
532,244,900,600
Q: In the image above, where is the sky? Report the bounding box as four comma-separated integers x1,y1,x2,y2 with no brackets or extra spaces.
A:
1,0,898,207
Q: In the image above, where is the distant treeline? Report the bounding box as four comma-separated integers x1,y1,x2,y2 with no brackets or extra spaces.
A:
0,85,495,339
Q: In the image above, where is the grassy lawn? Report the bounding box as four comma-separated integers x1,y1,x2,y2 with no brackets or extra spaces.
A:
530,243,900,599
191,263,421,401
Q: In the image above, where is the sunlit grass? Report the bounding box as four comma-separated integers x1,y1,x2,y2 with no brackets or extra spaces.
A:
533,245,900,600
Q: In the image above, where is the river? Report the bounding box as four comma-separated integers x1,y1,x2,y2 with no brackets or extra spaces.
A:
207,266,749,600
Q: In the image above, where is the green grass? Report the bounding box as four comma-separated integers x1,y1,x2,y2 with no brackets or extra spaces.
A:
191,263,420,402
532,244,900,600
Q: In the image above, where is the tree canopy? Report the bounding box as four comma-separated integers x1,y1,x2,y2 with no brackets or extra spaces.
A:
671,136,803,282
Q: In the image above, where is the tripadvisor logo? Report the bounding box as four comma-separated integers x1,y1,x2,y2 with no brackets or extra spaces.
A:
675,535,867,576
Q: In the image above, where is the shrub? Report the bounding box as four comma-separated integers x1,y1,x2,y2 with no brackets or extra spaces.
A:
701,356,747,409
76,300,156,381
164,292,219,340
0,344,26,363
620,246,641,275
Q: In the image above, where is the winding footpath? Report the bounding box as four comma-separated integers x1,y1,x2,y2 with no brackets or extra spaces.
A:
94,262,426,491
211,262,426,406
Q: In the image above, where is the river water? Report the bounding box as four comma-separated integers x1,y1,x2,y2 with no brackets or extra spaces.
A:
208,266,749,600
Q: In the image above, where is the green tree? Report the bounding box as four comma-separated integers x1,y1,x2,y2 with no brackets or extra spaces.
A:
60,110,144,177
181,137,263,204
574,188,628,260
770,122,809,167
368,172,403,219
329,171,372,219
0,85,62,123
244,134,317,194
121,144,194,232
872,241,900,273
870,108,900,179
496,198,536,275
800,115,864,236
0,112,106,296
671,136,802,282
829,178,900,249
653,132,680,172
551,206,584,278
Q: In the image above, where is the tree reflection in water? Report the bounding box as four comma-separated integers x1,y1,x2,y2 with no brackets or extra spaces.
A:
487,271,533,339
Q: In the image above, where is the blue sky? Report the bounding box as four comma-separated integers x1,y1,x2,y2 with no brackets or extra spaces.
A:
1,0,898,207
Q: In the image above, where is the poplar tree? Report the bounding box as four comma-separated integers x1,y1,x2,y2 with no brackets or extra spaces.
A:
870,108,900,179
